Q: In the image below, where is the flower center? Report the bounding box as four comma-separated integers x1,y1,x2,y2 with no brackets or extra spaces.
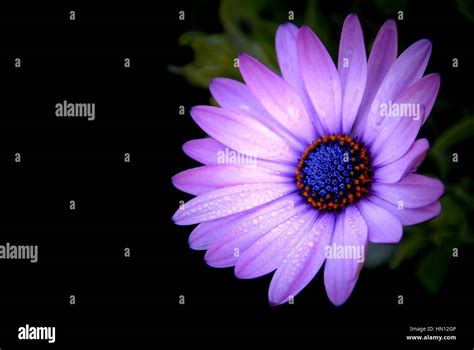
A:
296,135,371,211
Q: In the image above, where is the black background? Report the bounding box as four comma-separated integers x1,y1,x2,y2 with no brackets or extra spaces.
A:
0,0,472,347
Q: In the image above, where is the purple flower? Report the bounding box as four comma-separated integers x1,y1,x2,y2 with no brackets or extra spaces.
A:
172,14,444,306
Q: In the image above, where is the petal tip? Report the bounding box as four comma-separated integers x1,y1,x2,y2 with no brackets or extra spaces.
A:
432,201,442,218
438,179,446,197
171,212,184,225
238,52,252,63
384,19,397,29
181,140,193,155
344,13,359,23
268,294,287,306
328,297,346,307
427,72,441,85
420,138,430,148
299,24,312,34
277,22,298,31
208,77,221,90
234,265,250,280
326,284,351,306
189,105,199,117
418,38,433,52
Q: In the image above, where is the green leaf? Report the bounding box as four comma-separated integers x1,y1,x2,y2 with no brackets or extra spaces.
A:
304,0,336,58
416,245,452,294
430,116,474,176
219,0,279,70
458,219,474,244
450,177,474,210
431,195,465,232
171,0,339,88
371,0,409,16
365,243,396,268
171,0,284,88
168,32,241,88
389,229,428,269
458,0,474,21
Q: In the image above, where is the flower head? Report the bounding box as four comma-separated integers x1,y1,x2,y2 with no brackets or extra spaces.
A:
172,14,444,306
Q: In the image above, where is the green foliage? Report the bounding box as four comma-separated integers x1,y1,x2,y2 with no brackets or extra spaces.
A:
365,243,396,268
171,0,332,88
169,32,241,88
431,116,474,177
416,245,452,294
389,229,428,270
388,121,474,292
458,0,474,21
303,0,336,57
219,0,280,69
